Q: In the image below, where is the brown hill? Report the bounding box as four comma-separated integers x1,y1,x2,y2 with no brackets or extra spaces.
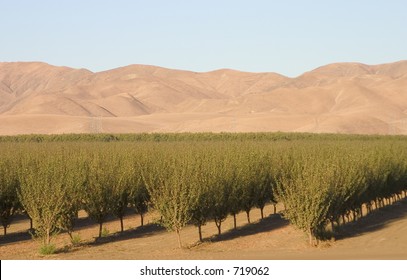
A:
0,61,406,135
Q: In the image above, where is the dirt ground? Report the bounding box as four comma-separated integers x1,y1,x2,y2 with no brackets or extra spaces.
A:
1,199,407,260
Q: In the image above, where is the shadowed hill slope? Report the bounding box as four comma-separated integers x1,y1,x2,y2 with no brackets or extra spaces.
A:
0,61,406,135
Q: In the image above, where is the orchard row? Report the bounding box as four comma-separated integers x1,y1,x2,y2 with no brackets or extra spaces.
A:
1,134,406,248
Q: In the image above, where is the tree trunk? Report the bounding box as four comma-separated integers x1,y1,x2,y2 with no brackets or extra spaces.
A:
233,214,237,229
260,207,264,219
140,213,144,227
120,216,124,232
4,226,7,236
246,210,251,224
215,219,222,235
99,222,103,238
30,217,33,230
198,224,203,242
273,204,276,214
46,228,50,245
68,230,73,241
176,228,182,248
308,228,314,246
330,221,335,233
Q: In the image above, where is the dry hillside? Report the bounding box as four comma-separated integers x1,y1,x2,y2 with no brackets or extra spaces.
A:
1,61,406,135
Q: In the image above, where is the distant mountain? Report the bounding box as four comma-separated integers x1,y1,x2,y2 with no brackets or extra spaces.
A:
0,60,406,135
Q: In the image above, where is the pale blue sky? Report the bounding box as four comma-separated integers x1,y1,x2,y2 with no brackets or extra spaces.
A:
1,0,406,77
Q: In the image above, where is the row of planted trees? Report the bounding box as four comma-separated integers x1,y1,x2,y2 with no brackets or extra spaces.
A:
1,137,407,250
274,141,407,244
0,143,151,247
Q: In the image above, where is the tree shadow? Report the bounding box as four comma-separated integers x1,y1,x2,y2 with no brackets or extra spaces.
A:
52,223,166,255
0,230,32,245
0,210,150,246
72,209,140,231
54,223,166,255
334,197,407,240
203,213,289,243
91,223,166,245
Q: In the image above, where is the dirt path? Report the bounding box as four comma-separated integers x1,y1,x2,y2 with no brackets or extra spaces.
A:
1,199,407,260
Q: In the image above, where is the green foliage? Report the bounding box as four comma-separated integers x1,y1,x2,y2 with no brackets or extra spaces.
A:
18,149,81,245
131,171,150,227
58,152,86,240
101,227,110,238
0,151,20,235
142,148,202,248
111,151,133,232
82,151,117,238
70,233,82,246
252,154,274,219
2,131,406,143
275,154,335,244
1,132,406,248
39,243,56,255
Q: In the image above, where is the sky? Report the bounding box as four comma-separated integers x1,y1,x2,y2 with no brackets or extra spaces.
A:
1,0,406,77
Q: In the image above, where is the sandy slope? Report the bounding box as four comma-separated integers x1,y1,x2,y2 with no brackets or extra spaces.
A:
1,61,407,135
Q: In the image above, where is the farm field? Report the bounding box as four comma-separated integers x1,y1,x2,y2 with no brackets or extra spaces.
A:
1,132,407,259
1,201,407,260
